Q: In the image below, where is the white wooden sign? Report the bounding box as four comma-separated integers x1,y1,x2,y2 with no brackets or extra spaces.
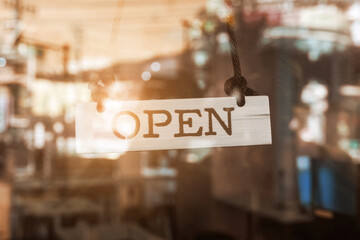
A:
75,96,272,153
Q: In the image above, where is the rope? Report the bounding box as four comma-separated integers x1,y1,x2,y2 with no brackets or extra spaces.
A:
88,73,114,112
90,0,258,112
223,0,258,107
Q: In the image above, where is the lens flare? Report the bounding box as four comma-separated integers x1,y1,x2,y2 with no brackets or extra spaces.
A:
114,114,137,138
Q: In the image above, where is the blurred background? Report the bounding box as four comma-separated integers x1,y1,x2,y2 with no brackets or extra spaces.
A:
1,0,360,239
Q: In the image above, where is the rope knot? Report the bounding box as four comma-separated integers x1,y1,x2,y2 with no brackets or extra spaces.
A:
223,0,259,107
224,76,247,107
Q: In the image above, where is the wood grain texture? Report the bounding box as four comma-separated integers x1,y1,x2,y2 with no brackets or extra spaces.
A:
76,96,272,153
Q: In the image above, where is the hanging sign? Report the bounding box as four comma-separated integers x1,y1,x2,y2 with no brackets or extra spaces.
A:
75,96,271,153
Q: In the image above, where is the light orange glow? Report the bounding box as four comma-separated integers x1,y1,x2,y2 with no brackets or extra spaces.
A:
0,182,11,240
0,0,208,64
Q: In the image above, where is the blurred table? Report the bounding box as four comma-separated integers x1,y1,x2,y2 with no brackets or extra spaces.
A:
216,194,312,240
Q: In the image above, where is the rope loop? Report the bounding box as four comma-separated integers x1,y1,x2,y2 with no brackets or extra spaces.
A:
88,73,114,113
88,0,259,112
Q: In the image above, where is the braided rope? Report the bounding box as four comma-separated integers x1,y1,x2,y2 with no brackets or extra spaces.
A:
224,0,258,106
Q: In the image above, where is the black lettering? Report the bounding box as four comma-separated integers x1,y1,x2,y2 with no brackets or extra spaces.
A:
174,109,203,137
143,110,172,138
204,107,234,136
